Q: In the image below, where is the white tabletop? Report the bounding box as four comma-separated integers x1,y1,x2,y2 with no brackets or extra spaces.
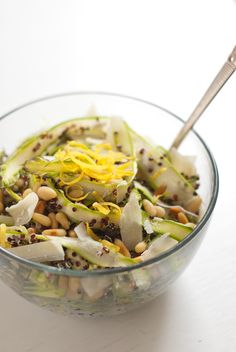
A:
0,1,236,351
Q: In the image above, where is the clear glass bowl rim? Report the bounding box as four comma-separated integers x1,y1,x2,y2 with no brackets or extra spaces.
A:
0,92,219,277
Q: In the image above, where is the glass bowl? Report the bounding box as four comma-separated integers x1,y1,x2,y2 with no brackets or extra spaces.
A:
0,92,219,317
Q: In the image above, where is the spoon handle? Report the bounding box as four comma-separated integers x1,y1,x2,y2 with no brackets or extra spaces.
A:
171,45,236,149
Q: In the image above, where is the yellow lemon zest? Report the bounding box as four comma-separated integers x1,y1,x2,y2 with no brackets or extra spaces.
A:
59,172,84,186
151,167,167,180
68,141,89,149
100,239,120,253
65,186,89,202
85,223,100,241
92,202,110,215
94,143,112,152
0,224,7,248
53,141,134,186
68,152,96,165
92,191,105,203
98,202,121,215
116,161,133,170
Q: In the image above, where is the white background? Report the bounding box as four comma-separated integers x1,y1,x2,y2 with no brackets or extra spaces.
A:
0,1,236,351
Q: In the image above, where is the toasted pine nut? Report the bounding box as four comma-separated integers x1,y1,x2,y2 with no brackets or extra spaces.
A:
55,212,70,230
22,188,33,198
154,184,167,195
48,212,58,228
58,276,68,291
37,186,57,201
68,229,77,238
42,229,67,237
114,238,131,257
0,201,4,213
32,213,51,227
170,206,182,214
185,196,202,213
35,200,46,214
177,211,189,224
28,227,36,234
143,199,156,217
135,241,147,254
154,206,166,218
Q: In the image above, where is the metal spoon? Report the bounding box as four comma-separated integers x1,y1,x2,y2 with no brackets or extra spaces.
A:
170,45,236,149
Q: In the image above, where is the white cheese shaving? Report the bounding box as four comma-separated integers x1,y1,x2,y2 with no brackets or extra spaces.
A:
6,192,39,226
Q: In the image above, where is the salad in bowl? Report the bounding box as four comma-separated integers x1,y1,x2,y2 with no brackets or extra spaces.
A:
0,93,218,317
0,116,201,270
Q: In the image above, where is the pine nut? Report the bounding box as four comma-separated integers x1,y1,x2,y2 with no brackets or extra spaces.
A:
135,241,147,254
143,199,156,217
0,201,4,213
42,229,66,237
48,212,58,228
114,238,131,257
37,186,57,201
22,188,33,198
185,196,202,213
68,229,77,238
154,184,167,195
55,212,70,230
154,206,166,218
35,200,46,214
170,206,183,214
32,213,51,227
177,211,189,224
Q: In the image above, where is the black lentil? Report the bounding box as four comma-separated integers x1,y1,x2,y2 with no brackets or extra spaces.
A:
89,219,96,226
32,142,41,153
139,148,145,155
101,217,109,226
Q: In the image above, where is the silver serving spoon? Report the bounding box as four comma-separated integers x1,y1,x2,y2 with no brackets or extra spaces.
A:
171,45,236,149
